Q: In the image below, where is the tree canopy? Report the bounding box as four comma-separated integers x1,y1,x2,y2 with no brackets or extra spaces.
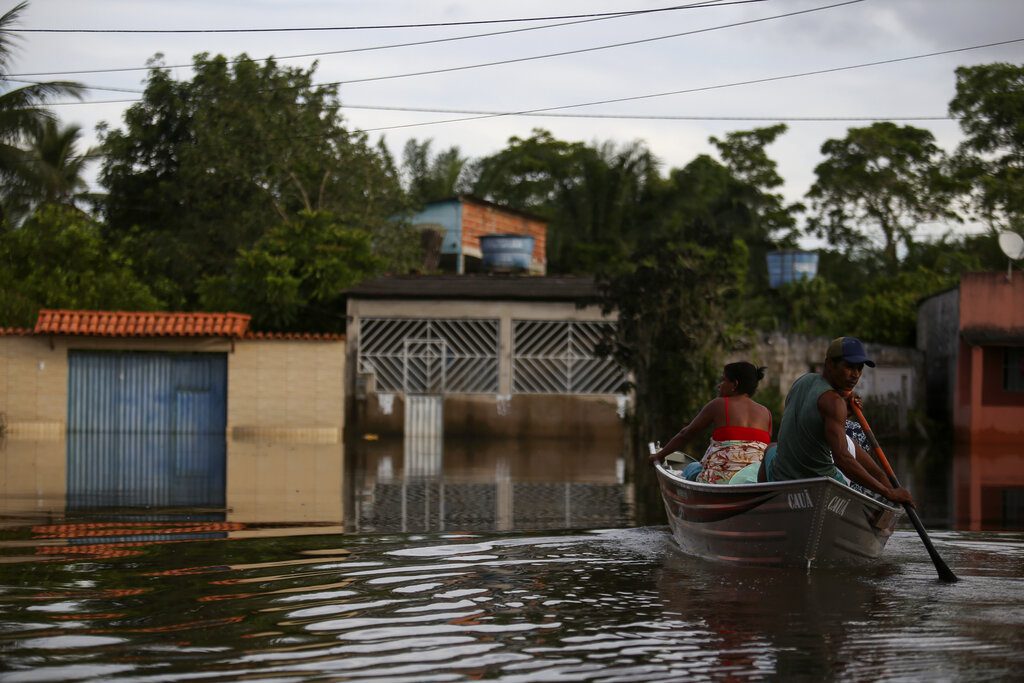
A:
99,53,414,308
807,122,959,270
950,62,1024,233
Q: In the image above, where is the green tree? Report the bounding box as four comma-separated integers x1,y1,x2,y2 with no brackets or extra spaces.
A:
553,140,658,273
99,53,412,308
710,124,801,248
949,62,1024,233
402,138,471,206
470,129,659,273
807,122,959,269
469,129,587,212
0,205,160,326
598,233,748,523
15,120,95,211
198,211,385,332
0,2,83,224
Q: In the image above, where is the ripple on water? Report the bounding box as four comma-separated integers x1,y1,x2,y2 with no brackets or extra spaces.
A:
0,527,1023,681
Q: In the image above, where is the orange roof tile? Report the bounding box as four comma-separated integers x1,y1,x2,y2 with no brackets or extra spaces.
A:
34,310,251,338
0,327,34,336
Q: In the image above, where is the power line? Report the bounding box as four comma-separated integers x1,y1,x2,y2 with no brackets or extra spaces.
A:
328,0,864,86
28,37,1022,132
10,1,767,34
37,95,958,121
5,0,863,94
3,1,751,78
344,104,957,122
350,37,1024,133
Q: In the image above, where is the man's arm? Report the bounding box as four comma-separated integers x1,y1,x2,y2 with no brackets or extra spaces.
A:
853,442,889,484
818,392,914,505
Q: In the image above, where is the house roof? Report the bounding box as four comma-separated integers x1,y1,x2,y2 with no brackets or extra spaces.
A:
34,310,252,338
425,195,549,224
345,274,601,302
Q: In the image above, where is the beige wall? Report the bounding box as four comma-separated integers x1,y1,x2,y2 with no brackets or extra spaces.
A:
226,440,344,523
228,338,345,442
0,437,66,516
1,334,345,440
1,335,71,437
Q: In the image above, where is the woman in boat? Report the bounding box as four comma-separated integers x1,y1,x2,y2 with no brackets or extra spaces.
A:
649,362,772,484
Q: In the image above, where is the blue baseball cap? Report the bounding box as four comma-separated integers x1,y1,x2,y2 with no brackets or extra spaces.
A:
826,337,875,368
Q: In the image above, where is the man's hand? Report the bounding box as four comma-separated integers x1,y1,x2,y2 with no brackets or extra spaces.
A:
885,486,915,507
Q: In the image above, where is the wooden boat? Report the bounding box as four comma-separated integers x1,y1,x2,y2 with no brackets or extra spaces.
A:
654,455,901,568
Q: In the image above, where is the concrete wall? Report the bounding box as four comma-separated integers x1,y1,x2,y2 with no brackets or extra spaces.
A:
957,272,1024,445
0,334,345,440
917,288,960,421
346,298,627,439
731,332,924,401
728,332,925,436
352,393,625,440
228,338,345,443
225,440,344,523
0,335,234,438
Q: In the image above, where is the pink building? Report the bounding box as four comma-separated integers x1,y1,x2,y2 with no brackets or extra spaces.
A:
919,271,1024,529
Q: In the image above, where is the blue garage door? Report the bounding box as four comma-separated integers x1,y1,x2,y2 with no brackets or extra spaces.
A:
67,351,227,509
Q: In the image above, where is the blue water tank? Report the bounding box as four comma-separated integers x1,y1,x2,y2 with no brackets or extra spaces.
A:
766,250,819,288
480,234,534,271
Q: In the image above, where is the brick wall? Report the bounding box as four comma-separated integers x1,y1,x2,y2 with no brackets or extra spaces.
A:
461,199,547,266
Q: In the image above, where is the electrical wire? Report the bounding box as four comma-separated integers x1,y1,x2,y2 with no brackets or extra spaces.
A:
10,1,767,33
3,1,756,78
4,0,863,94
349,37,1024,133
343,104,957,122
321,0,864,87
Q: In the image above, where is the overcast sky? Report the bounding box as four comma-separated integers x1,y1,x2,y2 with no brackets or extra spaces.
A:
6,0,1024,242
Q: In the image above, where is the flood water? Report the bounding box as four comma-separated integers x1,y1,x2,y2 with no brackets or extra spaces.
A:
1,435,1023,681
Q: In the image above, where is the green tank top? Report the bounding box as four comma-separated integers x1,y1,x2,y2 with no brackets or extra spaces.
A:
772,373,838,480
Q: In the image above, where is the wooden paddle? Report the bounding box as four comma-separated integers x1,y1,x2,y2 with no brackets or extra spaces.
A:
847,397,958,583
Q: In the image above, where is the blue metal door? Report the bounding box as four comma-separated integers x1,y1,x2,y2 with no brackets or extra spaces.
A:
67,351,227,508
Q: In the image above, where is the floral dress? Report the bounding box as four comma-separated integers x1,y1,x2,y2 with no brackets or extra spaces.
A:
696,397,772,484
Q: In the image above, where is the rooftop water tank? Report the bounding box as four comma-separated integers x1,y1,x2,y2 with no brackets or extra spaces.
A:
766,250,819,288
480,234,534,272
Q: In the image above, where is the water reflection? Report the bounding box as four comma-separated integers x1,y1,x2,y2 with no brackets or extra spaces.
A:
349,436,631,533
68,432,225,509
953,441,1024,531
0,432,630,534
2,526,1022,681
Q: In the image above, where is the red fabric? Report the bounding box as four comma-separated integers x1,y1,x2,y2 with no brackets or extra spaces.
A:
712,425,772,443
713,397,771,443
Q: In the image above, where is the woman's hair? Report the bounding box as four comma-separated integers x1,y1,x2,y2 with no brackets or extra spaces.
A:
724,362,767,396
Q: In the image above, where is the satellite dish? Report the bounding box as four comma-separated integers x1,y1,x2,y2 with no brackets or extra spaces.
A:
998,231,1024,260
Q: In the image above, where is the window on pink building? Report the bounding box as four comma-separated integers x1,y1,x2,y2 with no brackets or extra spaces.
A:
1004,348,1024,392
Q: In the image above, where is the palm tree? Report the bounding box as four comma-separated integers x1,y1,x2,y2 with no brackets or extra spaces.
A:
24,119,95,206
0,2,84,223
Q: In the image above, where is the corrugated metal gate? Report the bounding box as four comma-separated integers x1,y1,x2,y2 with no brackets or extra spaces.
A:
67,351,227,508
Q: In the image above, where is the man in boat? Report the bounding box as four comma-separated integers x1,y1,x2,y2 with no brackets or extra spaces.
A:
759,337,914,506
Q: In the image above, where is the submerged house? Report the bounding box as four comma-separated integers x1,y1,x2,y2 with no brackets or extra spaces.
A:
0,310,346,522
918,271,1024,529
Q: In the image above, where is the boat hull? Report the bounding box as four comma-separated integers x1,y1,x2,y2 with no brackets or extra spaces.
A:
655,463,900,567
